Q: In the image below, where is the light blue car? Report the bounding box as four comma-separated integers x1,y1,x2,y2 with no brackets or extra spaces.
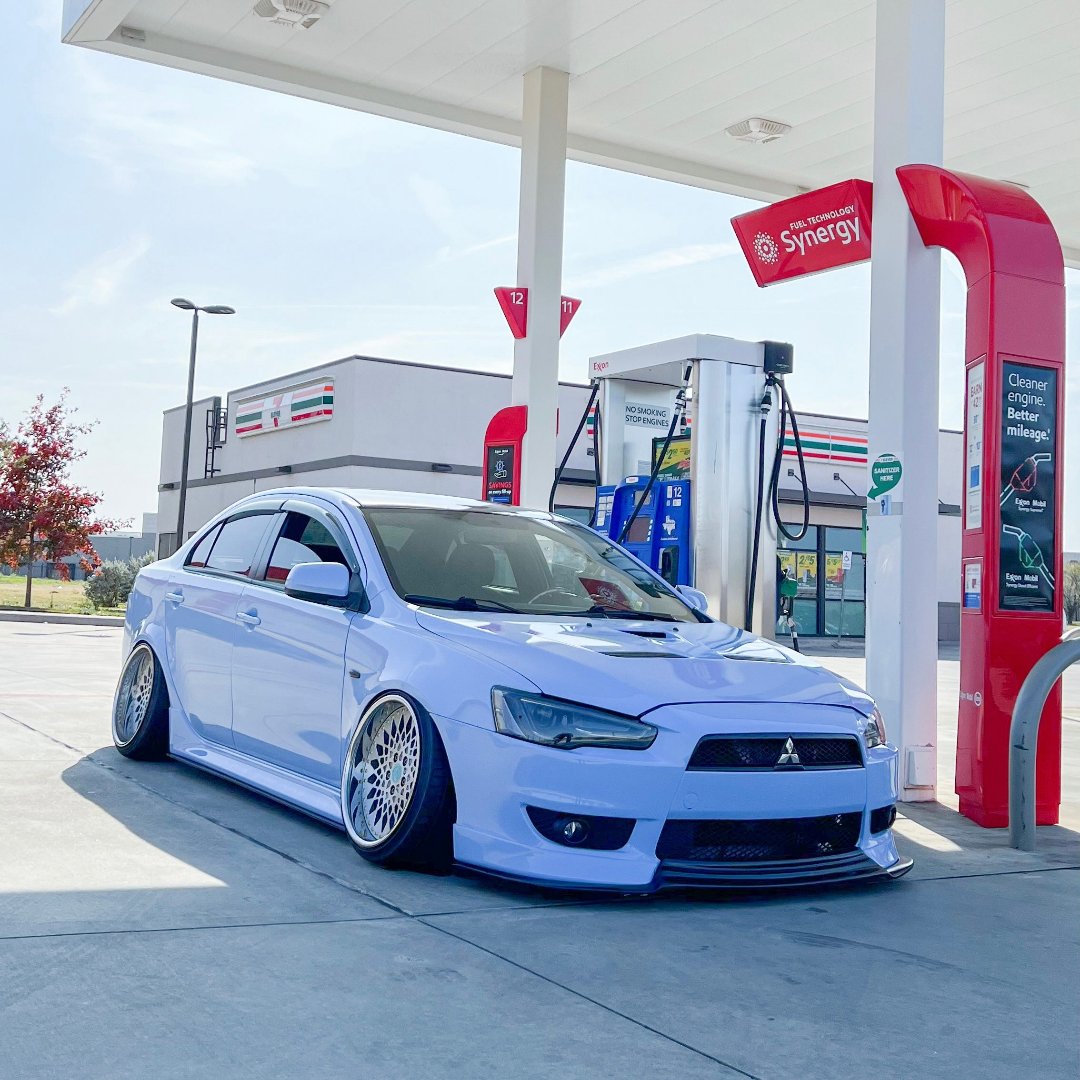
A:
113,488,911,891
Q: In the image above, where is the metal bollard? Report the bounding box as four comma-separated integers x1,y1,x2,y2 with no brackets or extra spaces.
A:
1009,628,1080,850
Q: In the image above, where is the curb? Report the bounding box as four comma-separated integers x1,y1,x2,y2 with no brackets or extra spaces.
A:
0,610,125,627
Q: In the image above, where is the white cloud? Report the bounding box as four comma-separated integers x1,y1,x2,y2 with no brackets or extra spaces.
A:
51,234,151,314
64,58,255,187
566,243,737,289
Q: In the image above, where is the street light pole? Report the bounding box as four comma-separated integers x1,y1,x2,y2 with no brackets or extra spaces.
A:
170,298,235,555
175,307,199,553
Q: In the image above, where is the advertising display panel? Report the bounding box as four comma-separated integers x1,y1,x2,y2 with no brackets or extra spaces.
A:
481,405,527,505
998,361,1057,613
484,445,516,503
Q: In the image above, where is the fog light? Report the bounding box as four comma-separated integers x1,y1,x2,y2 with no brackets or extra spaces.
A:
561,818,589,845
525,806,635,850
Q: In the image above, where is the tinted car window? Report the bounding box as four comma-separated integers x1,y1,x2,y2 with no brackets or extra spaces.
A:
265,511,350,583
186,526,220,569
362,506,695,621
203,514,273,577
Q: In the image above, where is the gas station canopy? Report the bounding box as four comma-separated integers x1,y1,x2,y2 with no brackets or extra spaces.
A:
63,0,1080,263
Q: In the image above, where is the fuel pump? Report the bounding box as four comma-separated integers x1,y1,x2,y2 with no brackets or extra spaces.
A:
589,334,794,636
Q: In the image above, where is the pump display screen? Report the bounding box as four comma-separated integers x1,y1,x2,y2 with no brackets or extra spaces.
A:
998,360,1057,613
625,517,652,544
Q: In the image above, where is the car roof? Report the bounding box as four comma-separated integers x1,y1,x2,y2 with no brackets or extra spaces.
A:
249,486,545,514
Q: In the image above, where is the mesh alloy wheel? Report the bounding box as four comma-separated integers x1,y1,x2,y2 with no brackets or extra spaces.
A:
112,643,169,759
114,645,156,747
345,696,423,847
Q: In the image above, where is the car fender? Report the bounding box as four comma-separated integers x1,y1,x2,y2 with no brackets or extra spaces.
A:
122,567,182,730
341,613,539,803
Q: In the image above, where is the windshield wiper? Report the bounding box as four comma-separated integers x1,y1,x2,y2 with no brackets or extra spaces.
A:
548,604,673,622
403,594,523,613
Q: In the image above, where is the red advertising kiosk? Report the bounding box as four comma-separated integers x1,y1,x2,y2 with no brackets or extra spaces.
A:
897,165,1065,827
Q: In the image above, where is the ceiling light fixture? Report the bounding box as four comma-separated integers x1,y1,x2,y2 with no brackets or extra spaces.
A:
725,118,792,145
253,0,330,29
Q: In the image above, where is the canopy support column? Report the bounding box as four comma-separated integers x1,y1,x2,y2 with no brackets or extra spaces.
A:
512,66,569,510
866,0,946,801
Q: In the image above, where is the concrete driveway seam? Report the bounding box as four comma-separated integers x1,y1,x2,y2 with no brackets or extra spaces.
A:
417,916,763,1080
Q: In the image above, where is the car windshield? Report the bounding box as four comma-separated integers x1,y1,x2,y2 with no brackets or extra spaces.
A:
360,506,698,622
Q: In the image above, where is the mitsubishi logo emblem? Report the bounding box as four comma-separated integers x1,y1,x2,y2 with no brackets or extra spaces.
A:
776,737,801,768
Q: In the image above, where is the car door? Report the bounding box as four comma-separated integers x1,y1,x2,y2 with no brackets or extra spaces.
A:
164,503,281,747
231,499,363,786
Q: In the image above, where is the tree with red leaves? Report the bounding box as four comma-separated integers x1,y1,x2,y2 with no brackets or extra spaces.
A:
0,392,121,608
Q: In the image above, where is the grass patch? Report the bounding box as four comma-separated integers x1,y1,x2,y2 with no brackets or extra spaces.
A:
0,574,125,616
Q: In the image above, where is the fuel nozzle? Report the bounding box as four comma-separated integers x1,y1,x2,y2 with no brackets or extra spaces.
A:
1002,524,1054,587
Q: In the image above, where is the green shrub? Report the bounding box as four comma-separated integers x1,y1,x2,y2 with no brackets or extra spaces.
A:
85,552,155,610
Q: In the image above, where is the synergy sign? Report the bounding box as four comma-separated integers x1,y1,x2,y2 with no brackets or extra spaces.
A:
731,179,873,287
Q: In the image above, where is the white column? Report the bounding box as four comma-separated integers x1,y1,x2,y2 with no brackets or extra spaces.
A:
512,67,569,510
866,0,945,801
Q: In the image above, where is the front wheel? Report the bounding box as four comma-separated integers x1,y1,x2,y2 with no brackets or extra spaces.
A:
113,643,169,759
341,694,454,870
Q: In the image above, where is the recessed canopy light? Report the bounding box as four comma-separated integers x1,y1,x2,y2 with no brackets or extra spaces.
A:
253,0,330,29
725,118,792,145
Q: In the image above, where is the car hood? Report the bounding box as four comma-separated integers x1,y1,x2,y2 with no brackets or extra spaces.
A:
415,612,874,719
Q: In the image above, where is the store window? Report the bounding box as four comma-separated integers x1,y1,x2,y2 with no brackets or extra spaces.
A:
777,526,819,636
824,526,865,638
776,522,866,638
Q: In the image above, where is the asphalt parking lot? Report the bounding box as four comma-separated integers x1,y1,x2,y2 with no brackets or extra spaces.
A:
1,624,1077,1080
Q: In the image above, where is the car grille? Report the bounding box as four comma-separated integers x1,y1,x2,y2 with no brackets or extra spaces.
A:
656,813,863,862
687,735,862,770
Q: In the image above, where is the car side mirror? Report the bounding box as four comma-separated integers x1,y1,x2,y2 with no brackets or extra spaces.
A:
677,585,708,613
284,562,351,604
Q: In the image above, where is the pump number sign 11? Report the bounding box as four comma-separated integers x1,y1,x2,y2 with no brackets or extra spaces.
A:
998,361,1057,612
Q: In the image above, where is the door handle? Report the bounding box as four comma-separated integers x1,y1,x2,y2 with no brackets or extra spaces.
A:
237,610,261,627
165,592,184,604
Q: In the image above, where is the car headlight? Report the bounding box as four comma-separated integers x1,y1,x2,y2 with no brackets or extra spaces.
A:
864,707,887,749
491,688,657,751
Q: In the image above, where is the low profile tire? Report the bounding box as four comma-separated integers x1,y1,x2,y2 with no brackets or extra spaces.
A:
112,643,169,760
341,693,455,871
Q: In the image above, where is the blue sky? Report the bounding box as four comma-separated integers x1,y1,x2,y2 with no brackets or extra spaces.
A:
2,7,1078,544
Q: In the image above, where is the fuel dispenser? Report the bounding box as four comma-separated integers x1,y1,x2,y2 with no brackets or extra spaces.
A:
588,335,805,636
594,472,692,586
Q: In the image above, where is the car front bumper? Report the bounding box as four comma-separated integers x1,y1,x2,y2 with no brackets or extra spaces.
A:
437,699,911,892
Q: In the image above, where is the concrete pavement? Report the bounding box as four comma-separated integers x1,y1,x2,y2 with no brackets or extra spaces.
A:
0,624,1077,1079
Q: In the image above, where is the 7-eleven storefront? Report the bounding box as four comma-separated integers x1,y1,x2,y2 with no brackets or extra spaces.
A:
775,417,963,642
156,355,964,641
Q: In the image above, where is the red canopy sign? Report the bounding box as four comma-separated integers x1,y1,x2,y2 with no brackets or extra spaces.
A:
731,179,873,287
559,295,581,337
494,286,528,338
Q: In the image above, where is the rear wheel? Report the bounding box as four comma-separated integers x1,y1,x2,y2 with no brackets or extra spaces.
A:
112,643,169,759
341,693,454,870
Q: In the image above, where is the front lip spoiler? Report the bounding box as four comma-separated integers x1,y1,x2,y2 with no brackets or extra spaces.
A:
653,850,913,891
456,850,914,895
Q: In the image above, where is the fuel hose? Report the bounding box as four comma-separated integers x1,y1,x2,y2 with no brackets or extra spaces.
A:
548,381,600,515
745,375,810,631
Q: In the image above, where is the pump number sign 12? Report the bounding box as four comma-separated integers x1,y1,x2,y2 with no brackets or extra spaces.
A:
998,361,1057,612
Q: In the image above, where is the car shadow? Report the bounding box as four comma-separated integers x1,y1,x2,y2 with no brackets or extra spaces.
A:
57,746,911,917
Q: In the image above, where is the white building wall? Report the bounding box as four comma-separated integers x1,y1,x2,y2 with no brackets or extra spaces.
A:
155,357,967,636
157,356,596,553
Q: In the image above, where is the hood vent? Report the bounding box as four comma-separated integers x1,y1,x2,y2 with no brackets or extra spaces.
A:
601,650,683,659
